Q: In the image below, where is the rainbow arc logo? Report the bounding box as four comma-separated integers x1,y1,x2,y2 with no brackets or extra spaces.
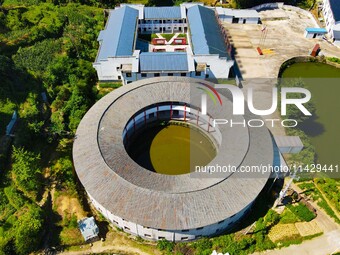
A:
196,83,222,115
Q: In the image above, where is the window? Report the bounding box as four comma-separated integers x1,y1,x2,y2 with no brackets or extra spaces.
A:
181,73,186,76
141,73,147,77
218,220,224,224
126,73,132,77
154,73,160,77
228,221,234,226
158,236,165,240
181,237,189,240
144,234,151,237
196,227,204,230
205,74,209,78
124,226,130,231
118,76,121,79
168,73,173,76
112,220,119,225
195,71,201,76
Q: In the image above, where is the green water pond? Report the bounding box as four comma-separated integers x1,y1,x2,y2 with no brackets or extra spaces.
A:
126,123,216,175
281,62,340,167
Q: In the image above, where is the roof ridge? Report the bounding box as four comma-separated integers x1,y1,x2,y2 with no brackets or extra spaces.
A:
115,6,138,56
193,5,209,54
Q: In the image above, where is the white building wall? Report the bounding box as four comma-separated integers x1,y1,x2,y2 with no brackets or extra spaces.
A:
93,56,135,81
86,185,255,241
304,31,325,39
322,0,339,42
94,55,233,82
242,17,259,24
139,21,187,34
219,15,233,23
193,55,234,79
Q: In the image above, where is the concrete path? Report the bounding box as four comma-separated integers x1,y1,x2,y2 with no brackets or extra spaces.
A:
167,33,180,44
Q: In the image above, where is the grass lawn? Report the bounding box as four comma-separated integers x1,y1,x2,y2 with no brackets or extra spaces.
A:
177,33,187,39
127,0,148,4
95,82,122,100
98,82,122,89
161,33,175,41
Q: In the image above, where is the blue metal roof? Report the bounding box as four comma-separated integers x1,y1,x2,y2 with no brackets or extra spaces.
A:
333,29,340,40
139,52,188,72
6,111,17,136
144,7,181,19
305,27,327,33
329,0,340,21
97,6,138,60
78,217,99,242
187,5,228,58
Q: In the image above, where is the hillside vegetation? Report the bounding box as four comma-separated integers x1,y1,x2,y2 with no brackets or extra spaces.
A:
0,0,324,254
0,2,104,254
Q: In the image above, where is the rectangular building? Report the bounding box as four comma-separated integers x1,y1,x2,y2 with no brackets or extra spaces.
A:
322,0,340,46
92,3,236,85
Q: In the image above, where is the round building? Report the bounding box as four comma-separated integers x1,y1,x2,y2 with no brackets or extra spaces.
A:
73,77,278,241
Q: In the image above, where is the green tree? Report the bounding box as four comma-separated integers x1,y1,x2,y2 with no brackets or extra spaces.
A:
14,204,44,255
11,146,41,197
4,186,26,210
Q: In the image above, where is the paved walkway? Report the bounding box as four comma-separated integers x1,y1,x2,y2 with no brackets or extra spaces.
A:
167,33,180,44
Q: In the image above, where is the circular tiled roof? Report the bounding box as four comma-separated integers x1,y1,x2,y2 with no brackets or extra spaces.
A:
73,77,273,230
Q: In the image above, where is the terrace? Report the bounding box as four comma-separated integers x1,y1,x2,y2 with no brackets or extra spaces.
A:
137,32,191,53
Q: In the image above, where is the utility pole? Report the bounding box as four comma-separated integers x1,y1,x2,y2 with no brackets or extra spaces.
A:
273,167,301,208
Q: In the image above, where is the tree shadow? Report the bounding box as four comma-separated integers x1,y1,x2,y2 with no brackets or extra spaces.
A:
41,191,63,249
125,120,172,172
146,0,175,6
298,114,325,138
219,178,284,235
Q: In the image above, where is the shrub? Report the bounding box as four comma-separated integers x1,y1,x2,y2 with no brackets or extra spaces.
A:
287,203,315,222
157,239,175,253
327,57,340,64
99,82,122,89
